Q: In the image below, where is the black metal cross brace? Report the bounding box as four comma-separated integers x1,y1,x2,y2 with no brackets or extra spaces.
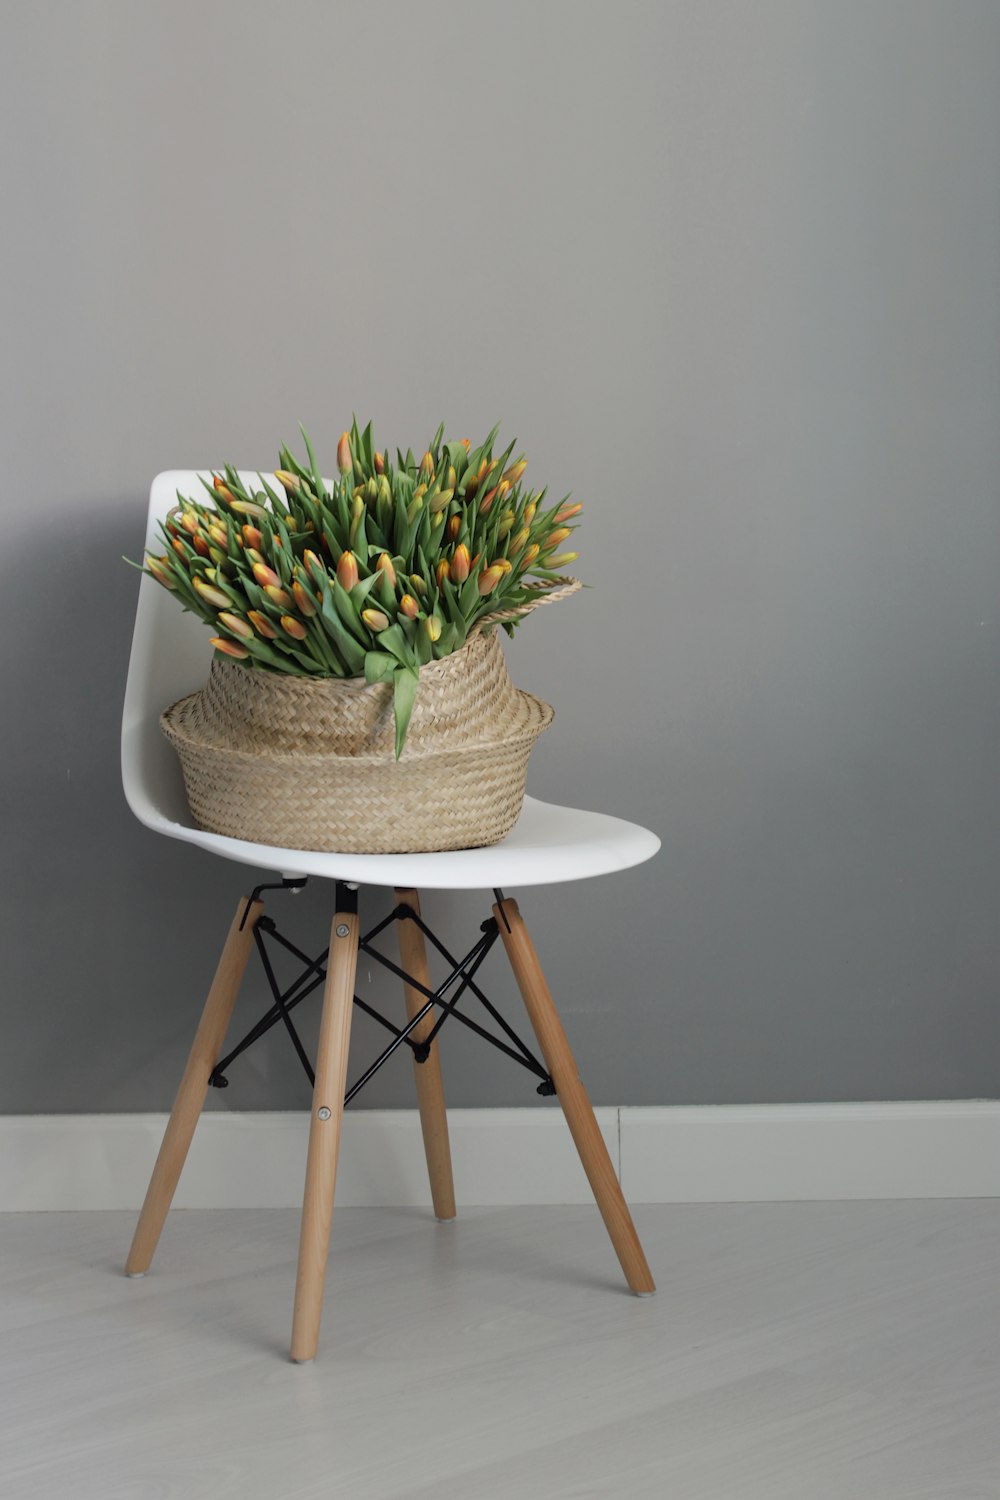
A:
208,887,555,1103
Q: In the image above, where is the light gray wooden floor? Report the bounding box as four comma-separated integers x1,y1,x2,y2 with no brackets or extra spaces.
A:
1,1202,998,1499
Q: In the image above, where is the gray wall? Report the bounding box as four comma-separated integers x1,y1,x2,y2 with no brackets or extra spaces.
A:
2,0,998,1113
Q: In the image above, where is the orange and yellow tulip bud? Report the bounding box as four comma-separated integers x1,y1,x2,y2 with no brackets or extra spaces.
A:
208,523,228,547
409,573,428,597
292,581,317,617
274,470,300,492
508,529,529,556
179,510,200,536
502,458,527,487
399,594,419,619
280,615,308,640
555,502,582,523
335,550,359,591
303,549,326,585
447,465,456,490
337,431,353,474
213,476,236,504
171,537,189,560
460,438,470,451
374,450,385,474
423,615,442,643
446,514,461,541
545,551,579,568
544,527,572,550
193,577,230,609
242,524,263,549
375,552,396,587
497,509,515,539
218,611,253,640
523,544,540,565
147,557,176,589
361,608,390,633
478,565,504,595
192,534,211,558
524,501,537,525
451,544,471,583
419,450,434,480
252,562,282,591
428,487,454,514
210,636,249,659
495,558,513,575
248,610,279,639
230,499,268,519
435,559,450,587
264,583,293,610
245,547,265,567
479,486,498,515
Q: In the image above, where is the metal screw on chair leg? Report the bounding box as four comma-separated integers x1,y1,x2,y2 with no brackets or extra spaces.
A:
336,924,350,938
317,1107,331,1120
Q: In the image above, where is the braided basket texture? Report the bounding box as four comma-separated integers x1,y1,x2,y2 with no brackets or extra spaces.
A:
161,628,554,853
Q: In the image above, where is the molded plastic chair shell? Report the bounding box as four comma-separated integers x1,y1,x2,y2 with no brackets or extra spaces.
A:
122,472,660,889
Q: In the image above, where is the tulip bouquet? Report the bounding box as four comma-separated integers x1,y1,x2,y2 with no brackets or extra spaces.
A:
136,421,581,756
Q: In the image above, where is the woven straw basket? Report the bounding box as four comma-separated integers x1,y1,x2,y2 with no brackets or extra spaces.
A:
161,582,577,853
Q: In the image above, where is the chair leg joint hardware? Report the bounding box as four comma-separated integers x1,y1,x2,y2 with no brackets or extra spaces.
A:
126,880,654,1361
210,883,555,1103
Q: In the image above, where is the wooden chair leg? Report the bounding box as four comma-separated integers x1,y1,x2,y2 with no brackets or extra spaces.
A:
493,896,656,1296
125,896,263,1277
290,890,359,1362
395,889,456,1221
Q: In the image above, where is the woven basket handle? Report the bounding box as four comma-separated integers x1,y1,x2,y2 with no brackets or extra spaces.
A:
474,574,582,633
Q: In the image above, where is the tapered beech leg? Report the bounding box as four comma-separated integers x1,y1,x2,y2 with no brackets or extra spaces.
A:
494,897,656,1295
125,896,263,1277
290,888,359,1362
395,889,456,1221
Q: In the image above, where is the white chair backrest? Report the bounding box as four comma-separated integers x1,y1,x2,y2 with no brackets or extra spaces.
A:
121,470,247,829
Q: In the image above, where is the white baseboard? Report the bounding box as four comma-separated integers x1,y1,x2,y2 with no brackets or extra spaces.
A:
1,1102,997,1212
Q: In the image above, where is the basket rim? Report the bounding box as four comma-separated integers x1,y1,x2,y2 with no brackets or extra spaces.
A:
160,687,554,767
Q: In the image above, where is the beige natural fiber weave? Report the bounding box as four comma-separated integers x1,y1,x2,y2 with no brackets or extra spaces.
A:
161,628,554,853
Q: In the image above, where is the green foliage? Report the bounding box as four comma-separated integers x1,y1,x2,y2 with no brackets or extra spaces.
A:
135,422,582,756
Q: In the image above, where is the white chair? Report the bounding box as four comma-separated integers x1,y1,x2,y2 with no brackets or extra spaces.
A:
123,470,661,1361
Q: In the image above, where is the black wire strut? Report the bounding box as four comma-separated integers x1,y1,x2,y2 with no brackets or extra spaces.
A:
209,882,555,1101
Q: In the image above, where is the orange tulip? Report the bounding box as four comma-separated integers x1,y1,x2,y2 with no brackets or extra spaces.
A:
241,524,263,549
435,559,450,587
147,557,176,589
274,469,300,492
555,502,582,523
419,450,434,480
292,581,317,617
337,431,353,474
545,551,579,568
398,594,419,619
523,544,540,565
451,544,471,583
280,615,308,640
264,583,293,610
478,565,504,595
248,609,279,638
193,577,230,609
375,552,396,587
374,450,385,474
361,608,390,633
303,549,326,585
218,611,253,640
252,561,282,590
423,615,442,642
192,534,210,558
336,550,359,591
446,514,461,541
544,527,572,550
213,476,236,503
210,636,248,658
501,458,527,486
508,528,529,556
